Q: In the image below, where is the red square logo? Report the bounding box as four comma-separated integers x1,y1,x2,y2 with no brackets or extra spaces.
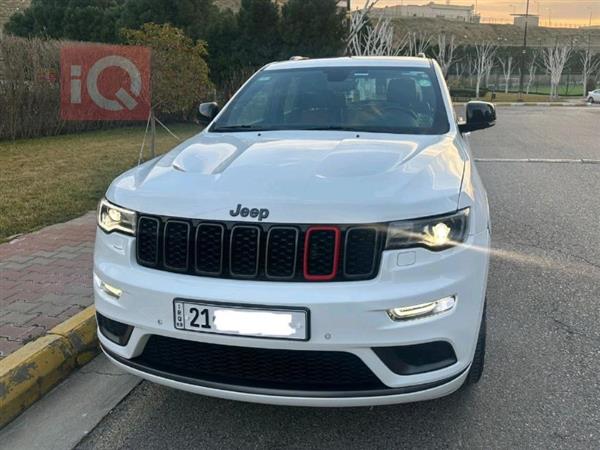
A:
60,44,151,121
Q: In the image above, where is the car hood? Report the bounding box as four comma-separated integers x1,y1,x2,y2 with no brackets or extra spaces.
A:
107,130,465,223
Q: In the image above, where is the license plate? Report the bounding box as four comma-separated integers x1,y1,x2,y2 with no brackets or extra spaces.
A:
173,300,309,341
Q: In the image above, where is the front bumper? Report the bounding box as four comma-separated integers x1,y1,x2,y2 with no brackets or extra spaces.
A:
94,227,490,406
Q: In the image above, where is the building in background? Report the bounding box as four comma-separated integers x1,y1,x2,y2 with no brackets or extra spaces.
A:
512,14,540,28
371,2,480,23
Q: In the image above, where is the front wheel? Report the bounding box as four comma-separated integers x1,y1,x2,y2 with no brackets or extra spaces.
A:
464,305,486,385
588,97,595,104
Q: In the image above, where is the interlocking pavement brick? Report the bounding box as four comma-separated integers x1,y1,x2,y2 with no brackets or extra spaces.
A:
6,255,34,264
64,285,93,296
0,311,39,326
29,315,64,330
55,252,79,260
0,338,22,358
29,257,53,265
0,262,23,270
0,211,96,357
21,326,46,343
31,250,57,258
0,324,45,341
28,302,71,317
5,301,39,314
56,305,85,320
37,293,72,306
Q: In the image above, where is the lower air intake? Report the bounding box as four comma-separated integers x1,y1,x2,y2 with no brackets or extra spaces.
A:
134,335,386,392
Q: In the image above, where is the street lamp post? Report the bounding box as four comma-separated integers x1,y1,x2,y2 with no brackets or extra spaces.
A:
518,0,531,101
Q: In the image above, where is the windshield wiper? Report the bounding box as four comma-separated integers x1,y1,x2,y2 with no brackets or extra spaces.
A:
299,126,362,132
211,125,268,132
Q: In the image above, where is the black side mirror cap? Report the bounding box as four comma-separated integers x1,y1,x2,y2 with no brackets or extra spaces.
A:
199,102,220,123
459,101,496,133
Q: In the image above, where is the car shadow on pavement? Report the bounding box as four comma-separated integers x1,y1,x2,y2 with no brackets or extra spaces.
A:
77,380,487,449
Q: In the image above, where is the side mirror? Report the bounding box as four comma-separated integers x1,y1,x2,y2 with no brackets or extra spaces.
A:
459,101,496,133
199,102,220,123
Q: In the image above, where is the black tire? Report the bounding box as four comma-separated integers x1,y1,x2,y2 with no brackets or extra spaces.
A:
588,97,595,104
464,305,486,386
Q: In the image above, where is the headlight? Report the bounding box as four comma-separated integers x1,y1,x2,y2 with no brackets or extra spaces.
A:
385,208,469,251
97,198,136,235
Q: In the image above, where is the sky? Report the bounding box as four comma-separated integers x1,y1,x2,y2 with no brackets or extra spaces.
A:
362,0,600,27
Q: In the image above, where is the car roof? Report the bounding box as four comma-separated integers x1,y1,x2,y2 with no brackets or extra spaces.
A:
264,56,432,71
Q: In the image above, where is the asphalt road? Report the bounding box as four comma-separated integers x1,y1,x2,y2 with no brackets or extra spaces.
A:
71,107,599,449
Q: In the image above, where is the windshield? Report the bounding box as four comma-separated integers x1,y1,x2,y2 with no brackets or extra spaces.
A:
211,66,450,135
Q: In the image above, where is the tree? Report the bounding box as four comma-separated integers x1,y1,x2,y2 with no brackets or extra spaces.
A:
473,42,496,98
205,9,241,87
348,13,402,56
119,0,219,41
346,0,380,55
579,45,600,95
434,34,457,78
281,0,346,58
237,0,281,67
122,23,213,117
406,31,432,57
497,54,514,94
526,50,538,95
541,43,573,99
4,0,124,43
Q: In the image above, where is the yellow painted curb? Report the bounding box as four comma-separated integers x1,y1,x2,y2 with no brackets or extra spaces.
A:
0,305,98,428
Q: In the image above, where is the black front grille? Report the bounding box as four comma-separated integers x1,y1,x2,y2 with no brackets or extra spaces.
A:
230,226,260,277
195,224,224,275
305,229,338,278
136,215,383,282
344,228,378,277
266,227,298,279
134,335,386,392
137,217,160,265
164,221,190,270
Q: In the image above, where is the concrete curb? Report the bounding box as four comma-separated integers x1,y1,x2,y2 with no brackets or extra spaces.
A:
454,102,597,108
0,306,97,429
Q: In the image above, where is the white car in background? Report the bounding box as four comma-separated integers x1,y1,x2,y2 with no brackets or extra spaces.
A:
588,89,600,104
94,56,496,407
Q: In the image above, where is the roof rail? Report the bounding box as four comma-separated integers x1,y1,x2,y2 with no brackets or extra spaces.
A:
417,53,427,58
289,56,310,61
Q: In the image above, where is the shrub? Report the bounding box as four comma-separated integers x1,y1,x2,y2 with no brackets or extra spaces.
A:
121,23,213,119
0,36,126,140
450,87,489,100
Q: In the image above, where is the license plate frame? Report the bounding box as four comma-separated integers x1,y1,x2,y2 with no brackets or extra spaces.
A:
173,299,310,341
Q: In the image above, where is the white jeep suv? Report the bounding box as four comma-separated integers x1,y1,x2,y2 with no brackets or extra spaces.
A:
95,57,494,407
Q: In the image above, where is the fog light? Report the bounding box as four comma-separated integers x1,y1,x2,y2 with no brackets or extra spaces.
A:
94,273,122,299
388,296,456,321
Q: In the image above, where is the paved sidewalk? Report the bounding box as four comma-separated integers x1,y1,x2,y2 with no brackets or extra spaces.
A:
0,213,96,359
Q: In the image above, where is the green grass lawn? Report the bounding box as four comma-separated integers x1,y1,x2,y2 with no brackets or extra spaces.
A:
0,124,199,242
481,92,566,103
